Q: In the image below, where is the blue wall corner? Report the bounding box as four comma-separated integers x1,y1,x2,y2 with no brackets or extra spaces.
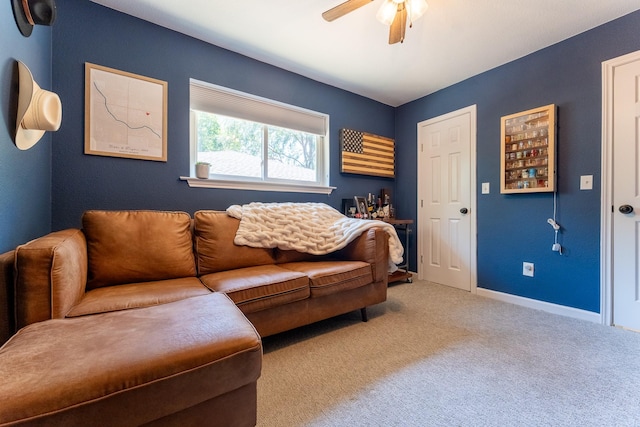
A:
0,1,53,253
395,10,640,313
51,0,396,230
4,0,640,314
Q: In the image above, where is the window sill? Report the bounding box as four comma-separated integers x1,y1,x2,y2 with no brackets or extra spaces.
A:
180,177,335,195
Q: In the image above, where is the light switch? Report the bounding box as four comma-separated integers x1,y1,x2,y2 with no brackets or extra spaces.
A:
523,262,534,277
580,175,593,190
481,182,490,194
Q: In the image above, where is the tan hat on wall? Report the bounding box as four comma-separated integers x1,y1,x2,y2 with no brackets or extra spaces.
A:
15,61,62,150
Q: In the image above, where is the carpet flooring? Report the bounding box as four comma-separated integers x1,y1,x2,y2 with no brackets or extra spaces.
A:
257,281,640,426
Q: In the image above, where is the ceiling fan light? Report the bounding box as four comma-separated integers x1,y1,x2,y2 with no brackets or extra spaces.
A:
376,0,398,26
407,0,428,21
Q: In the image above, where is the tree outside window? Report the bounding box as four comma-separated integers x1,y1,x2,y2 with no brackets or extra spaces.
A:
195,111,318,182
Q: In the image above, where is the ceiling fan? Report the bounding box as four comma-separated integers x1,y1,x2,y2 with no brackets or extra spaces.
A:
322,0,429,44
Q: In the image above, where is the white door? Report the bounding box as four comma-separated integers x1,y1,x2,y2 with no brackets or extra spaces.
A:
611,55,640,331
417,106,476,292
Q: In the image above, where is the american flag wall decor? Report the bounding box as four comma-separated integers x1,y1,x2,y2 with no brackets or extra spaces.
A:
340,128,395,178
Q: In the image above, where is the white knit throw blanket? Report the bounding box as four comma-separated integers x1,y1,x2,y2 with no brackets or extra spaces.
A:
226,202,404,272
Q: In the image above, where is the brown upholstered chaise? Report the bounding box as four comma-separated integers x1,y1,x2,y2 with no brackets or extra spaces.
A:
0,294,261,426
0,209,389,426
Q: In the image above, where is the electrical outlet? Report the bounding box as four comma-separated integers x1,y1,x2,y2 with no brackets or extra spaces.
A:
580,175,593,190
523,262,534,277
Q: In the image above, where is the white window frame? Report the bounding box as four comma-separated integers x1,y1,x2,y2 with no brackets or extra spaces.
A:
181,79,334,194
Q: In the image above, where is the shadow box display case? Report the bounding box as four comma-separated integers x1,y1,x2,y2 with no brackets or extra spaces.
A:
500,104,556,194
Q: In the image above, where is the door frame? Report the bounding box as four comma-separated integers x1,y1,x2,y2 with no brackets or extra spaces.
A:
600,50,640,326
416,105,477,293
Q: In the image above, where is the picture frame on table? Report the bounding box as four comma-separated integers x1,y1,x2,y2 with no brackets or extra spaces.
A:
354,196,369,217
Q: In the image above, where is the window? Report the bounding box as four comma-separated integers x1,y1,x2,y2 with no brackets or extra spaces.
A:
186,79,333,194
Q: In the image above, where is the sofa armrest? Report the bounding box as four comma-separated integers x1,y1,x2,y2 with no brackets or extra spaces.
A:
337,227,389,284
0,251,15,345
14,229,88,329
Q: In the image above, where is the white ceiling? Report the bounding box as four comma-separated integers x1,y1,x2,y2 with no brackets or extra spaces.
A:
91,0,640,107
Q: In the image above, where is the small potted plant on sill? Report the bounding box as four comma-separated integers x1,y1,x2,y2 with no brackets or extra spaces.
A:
195,162,211,179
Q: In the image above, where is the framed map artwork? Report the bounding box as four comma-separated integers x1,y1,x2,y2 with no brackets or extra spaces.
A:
85,63,168,161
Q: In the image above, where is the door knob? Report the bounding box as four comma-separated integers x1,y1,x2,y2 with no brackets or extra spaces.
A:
460,207,468,214
619,204,634,214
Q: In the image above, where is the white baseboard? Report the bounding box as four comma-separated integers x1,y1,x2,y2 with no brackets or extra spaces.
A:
476,287,602,324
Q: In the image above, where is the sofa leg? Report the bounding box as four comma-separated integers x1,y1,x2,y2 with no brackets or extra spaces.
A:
360,307,368,322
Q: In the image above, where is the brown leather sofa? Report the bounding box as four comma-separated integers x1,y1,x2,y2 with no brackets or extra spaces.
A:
0,209,389,426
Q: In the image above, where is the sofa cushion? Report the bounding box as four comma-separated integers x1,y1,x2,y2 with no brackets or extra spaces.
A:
199,265,309,314
194,210,275,275
0,293,262,426
66,277,212,317
278,261,373,298
83,210,197,289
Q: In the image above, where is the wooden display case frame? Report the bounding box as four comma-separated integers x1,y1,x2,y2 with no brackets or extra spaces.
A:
500,104,556,194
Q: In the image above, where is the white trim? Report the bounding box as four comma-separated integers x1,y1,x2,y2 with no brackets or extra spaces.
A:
601,49,640,327
188,81,331,190
180,176,335,195
470,107,478,294
416,105,478,294
477,287,601,323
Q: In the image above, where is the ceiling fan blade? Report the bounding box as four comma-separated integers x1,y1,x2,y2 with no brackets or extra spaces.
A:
322,0,374,22
388,3,407,44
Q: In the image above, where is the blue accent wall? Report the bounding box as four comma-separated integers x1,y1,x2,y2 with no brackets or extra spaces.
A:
395,10,640,313
0,1,52,253
50,0,395,230
0,0,636,313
